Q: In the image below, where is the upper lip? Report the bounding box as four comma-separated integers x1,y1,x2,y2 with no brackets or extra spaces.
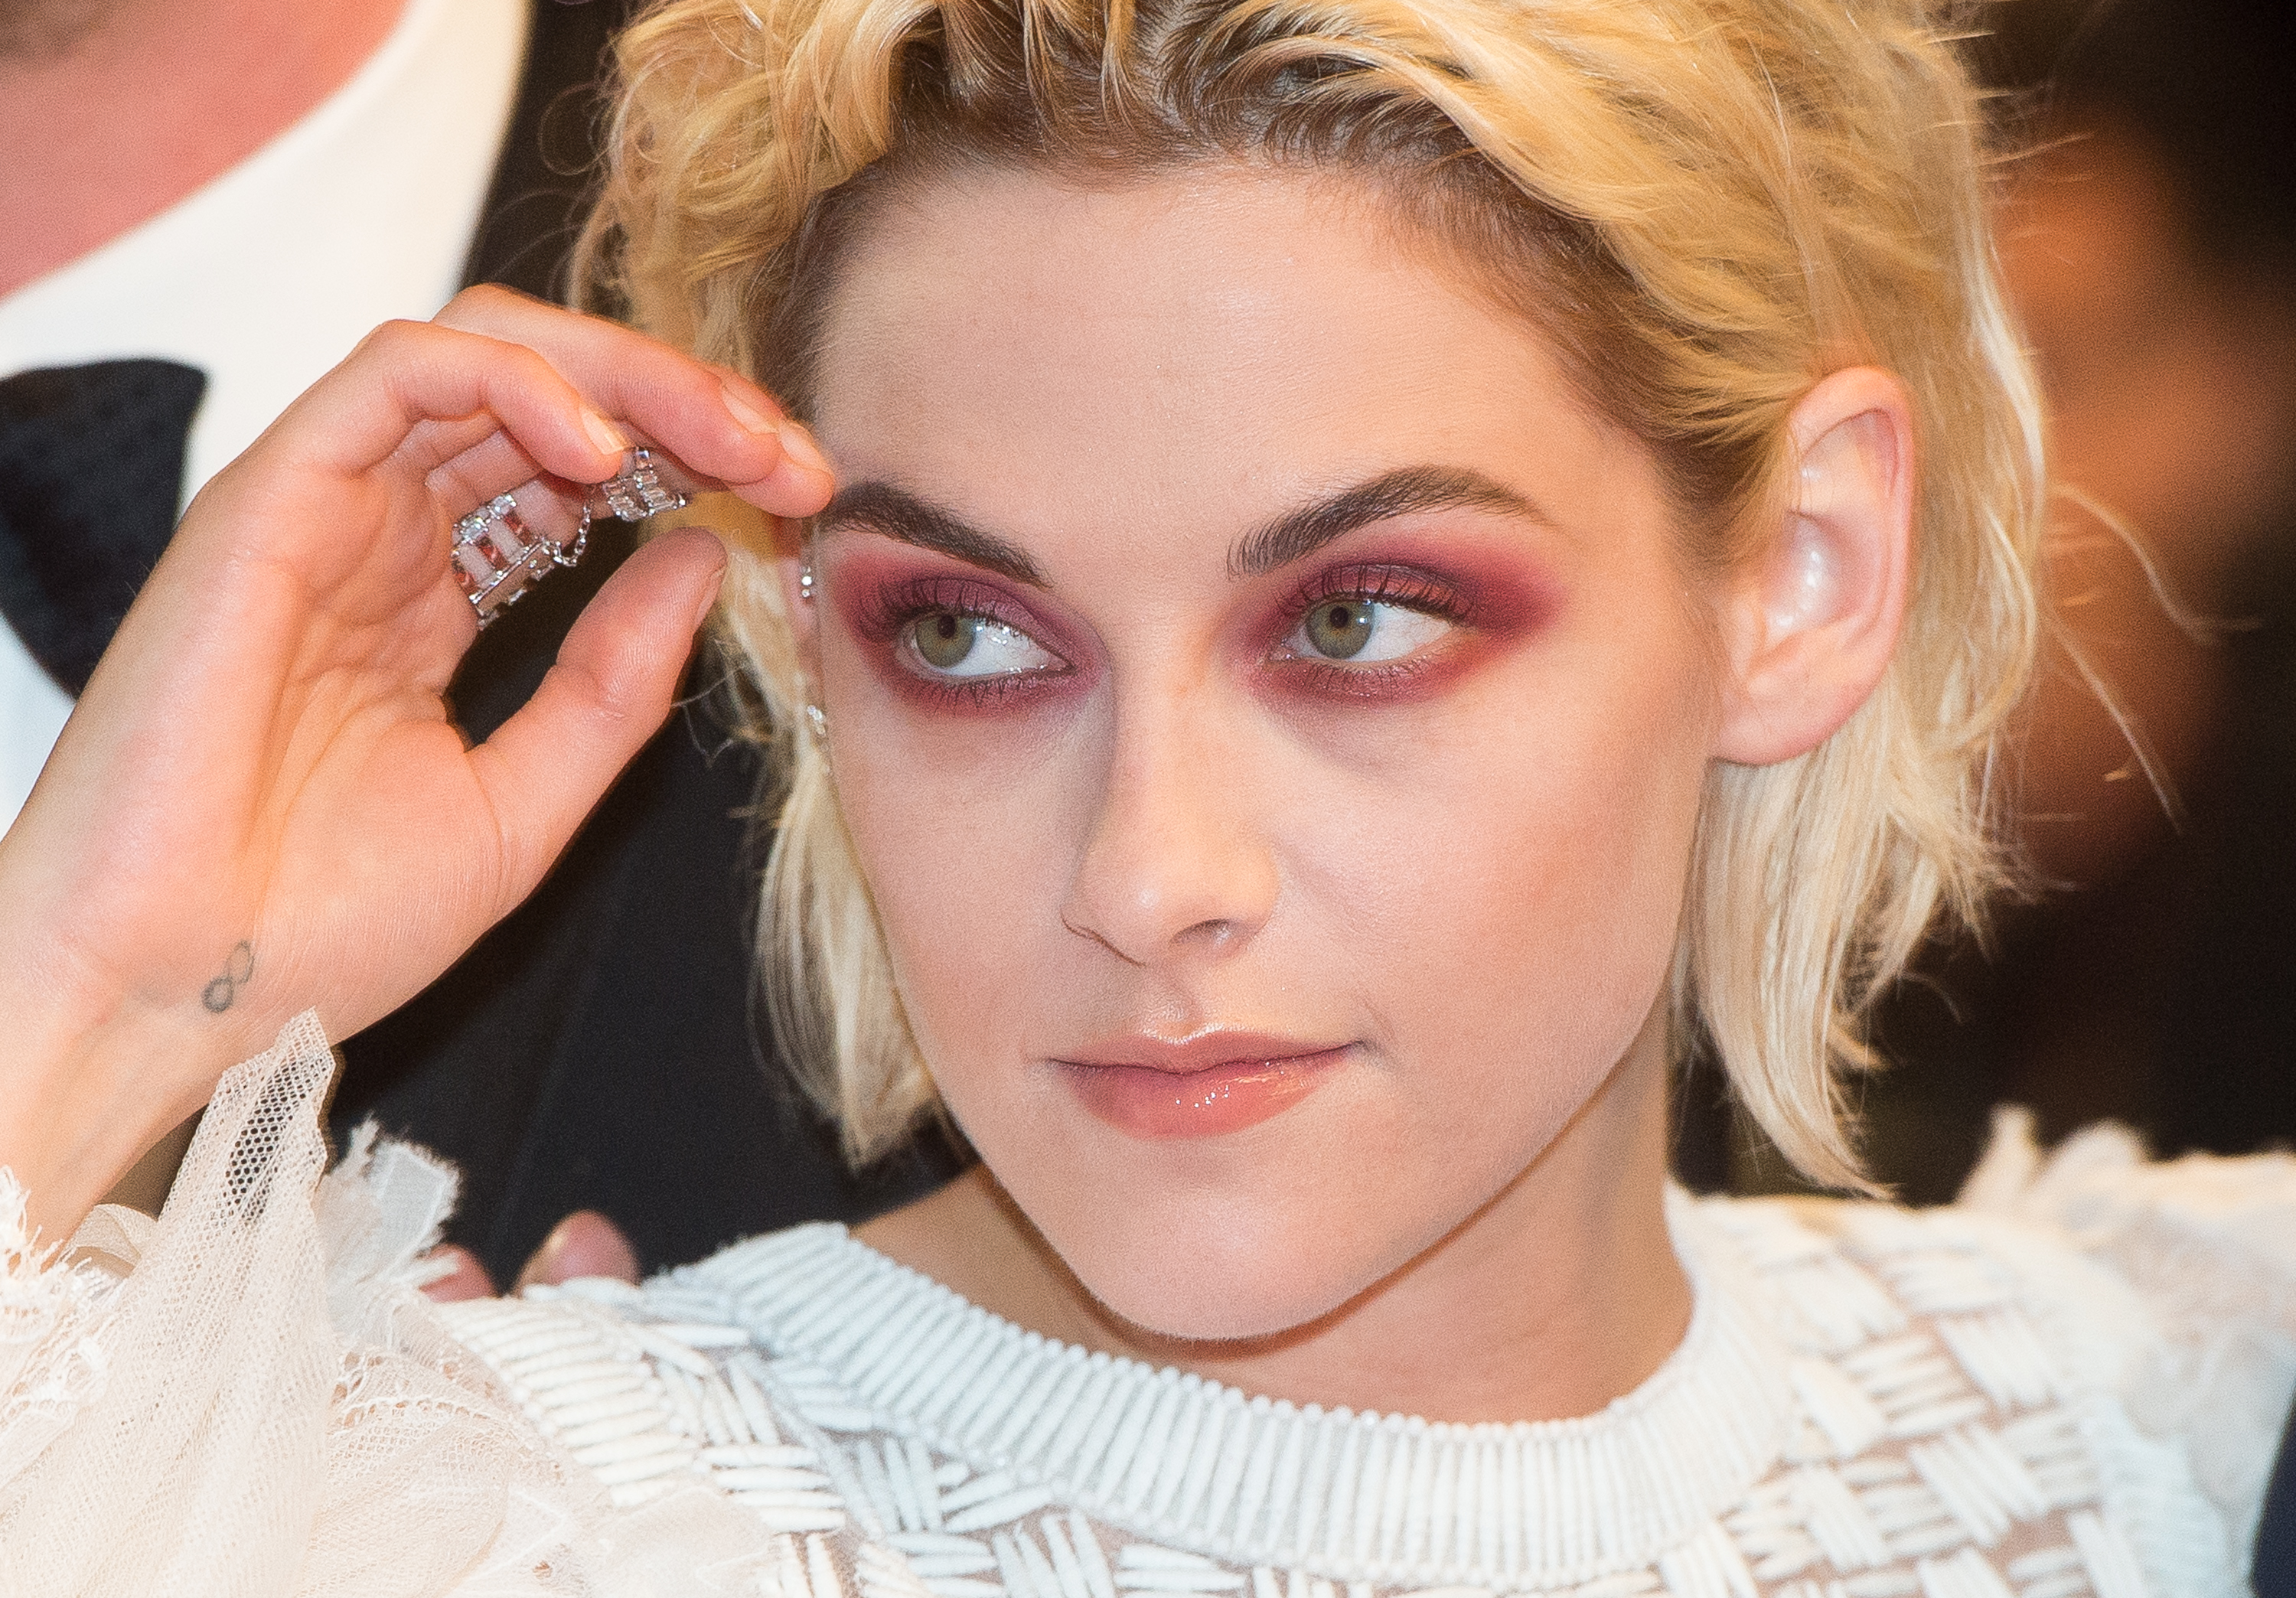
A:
1053,1032,1349,1075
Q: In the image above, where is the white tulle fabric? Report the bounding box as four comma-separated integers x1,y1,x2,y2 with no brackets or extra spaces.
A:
0,1014,784,1595
2,1016,2294,1596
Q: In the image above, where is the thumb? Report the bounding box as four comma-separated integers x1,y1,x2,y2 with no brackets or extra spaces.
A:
468,526,729,912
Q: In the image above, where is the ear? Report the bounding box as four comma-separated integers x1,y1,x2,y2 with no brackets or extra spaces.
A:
1713,366,1914,766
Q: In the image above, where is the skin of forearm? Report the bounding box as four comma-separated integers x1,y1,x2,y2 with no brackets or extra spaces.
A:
0,990,229,1243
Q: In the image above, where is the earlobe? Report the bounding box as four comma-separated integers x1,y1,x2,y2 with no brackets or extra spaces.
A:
1713,366,1914,767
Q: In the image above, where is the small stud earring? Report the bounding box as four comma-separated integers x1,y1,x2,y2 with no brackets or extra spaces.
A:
797,563,816,604
804,703,829,741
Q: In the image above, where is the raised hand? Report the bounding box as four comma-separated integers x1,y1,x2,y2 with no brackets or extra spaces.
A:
0,287,832,1240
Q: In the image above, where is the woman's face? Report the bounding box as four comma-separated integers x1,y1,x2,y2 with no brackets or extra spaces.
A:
802,166,1723,1339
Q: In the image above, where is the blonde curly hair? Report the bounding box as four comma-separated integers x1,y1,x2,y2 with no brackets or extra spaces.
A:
582,0,2044,1189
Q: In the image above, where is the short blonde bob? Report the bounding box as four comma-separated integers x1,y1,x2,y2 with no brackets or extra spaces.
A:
583,0,2044,1189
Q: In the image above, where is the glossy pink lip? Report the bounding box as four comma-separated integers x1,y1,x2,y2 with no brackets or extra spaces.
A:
1055,1034,1350,1140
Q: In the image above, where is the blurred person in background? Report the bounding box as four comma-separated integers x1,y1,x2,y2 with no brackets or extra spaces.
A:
1678,0,2296,1200
0,0,952,1287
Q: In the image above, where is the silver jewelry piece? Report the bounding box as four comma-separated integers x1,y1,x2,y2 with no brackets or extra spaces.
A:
804,703,829,741
454,446,692,627
451,493,556,626
589,445,687,523
798,563,816,603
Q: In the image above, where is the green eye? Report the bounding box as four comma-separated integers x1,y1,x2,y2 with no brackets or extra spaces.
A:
1303,601,1375,660
913,611,982,669
899,608,1065,682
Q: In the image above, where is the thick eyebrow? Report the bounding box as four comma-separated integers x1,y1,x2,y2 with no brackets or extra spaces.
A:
816,481,1049,587
817,466,1541,589
1227,466,1547,580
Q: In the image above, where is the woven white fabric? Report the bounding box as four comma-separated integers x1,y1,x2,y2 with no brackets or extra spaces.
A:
3,1016,2294,1596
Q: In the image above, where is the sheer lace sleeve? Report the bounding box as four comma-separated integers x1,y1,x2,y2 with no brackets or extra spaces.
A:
1960,1107,2296,1567
0,1014,783,1596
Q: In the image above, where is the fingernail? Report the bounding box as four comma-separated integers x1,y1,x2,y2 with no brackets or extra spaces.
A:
582,407,631,457
720,379,780,433
536,1211,642,1287
777,419,830,477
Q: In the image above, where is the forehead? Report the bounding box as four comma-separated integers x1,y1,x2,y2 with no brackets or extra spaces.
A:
807,164,1652,563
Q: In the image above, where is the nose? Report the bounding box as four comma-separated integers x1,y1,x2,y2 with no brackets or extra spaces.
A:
1060,688,1280,967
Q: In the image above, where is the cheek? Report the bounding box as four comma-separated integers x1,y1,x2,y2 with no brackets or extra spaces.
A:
1294,621,1713,1047
1238,627,1711,1282
817,629,1091,1061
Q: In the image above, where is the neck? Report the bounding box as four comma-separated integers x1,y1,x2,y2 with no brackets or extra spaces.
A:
862,1009,1692,1424
0,0,407,298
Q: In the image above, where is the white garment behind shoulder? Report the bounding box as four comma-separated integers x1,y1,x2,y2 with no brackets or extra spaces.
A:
1959,1105,2296,1552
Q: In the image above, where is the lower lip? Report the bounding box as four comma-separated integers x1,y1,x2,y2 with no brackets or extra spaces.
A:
1059,1048,1348,1140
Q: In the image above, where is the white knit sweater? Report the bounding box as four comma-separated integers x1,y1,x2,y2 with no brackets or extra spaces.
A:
2,1016,2291,1596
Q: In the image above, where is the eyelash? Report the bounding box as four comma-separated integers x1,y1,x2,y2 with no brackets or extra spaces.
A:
855,575,1014,642
854,561,1475,708
1283,564,1472,629
856,576,1075,709
1270,563,1474,693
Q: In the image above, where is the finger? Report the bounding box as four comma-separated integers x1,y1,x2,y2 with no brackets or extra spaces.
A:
424,428,550,518
238,319,631,499
433,287,833,517
424,429,699,533
122,328,615,706
419,1244,498,1303
513,1210,641,1292
467,526,729,907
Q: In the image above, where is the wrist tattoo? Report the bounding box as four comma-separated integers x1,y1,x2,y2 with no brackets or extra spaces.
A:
202,942,256,1014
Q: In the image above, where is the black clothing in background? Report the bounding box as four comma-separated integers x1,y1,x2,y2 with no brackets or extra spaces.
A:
0,361,207,694
326,0,960,1286
1856,540,2296,1203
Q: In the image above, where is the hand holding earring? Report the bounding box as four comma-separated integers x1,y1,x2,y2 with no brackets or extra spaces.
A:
0,289,834,1242
451,446,695,627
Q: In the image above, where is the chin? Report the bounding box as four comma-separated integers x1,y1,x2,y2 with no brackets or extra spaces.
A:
1051,1190,1400,1345
1097,1257,1365,1345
